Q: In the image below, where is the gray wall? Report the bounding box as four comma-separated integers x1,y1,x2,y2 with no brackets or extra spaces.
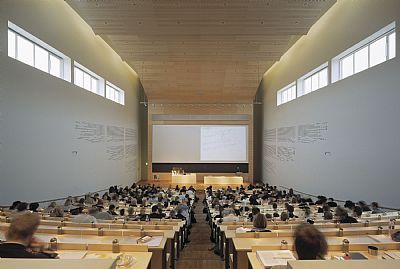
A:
0,0,141,205
261,0,400,208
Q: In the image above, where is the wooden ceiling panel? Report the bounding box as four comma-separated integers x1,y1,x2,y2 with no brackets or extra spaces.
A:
66,0,336,103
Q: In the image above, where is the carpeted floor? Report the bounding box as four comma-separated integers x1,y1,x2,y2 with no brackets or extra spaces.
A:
175,191,224,269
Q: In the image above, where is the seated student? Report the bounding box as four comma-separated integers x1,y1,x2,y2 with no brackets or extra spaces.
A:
249,194,260,205
136,207,149,221
72,207,98,224
49,206,64,218
16,202,28,213
280,212,289,222
335,206,358,223
0,212,55,258
323,211,333,220
149,205,164,219
327,198,337,208
119,208,125,217
126,207,136,219
287,205,298,218
248,206,261,221
353,206,363,219
173,208,186,221
9,201,21,211
94,208,113,221
371,202,384,214
107,204,118,216
63,196,74,212
294,224,328,260
265,213,273,220
358,201,371,212
221,209,239,222
251,214,271,232
29,203,39,213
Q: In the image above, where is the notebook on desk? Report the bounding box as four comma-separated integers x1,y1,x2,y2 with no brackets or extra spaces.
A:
256,250,296,268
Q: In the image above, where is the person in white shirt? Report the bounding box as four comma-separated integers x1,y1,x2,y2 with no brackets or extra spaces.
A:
222,209,239,222
72,207,98,224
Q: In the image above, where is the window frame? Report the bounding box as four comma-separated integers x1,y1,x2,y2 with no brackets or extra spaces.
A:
7,21,70,81
336,23,396,81
106,81,125,105
277,82,296,106
297,63,329,98
73,62,104,96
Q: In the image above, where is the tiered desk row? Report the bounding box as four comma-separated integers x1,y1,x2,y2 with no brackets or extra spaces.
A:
0,215,187,269
206,190,400,269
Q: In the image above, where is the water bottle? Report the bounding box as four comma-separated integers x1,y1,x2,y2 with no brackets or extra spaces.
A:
49,238,58,251
112,239,120,253
388,219,396,236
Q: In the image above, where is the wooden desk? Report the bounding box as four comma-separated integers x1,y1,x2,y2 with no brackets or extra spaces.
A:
0,252,152,269
247,252,400,269
233,235,400,269
0,231,166,269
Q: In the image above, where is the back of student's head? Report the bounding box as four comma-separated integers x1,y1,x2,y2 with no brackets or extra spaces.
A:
16,202,28,212
6,212,40,243
294,224,327,260
88,206,99,215
335,206,348,219
371,202,379,208
50,206,65,217
280,212,289,221
127,207,134,216
353,206,363,217
119,208,125,216
251,206,260,215
323,211,333,220
10,201,21,210
253,213,267,229
29,202,39,212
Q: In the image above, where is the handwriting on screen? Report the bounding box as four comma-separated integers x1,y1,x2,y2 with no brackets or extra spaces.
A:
201,126,247,162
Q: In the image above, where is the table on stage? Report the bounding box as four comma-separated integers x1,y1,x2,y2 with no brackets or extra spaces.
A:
171,173,197,184
204,176,243,185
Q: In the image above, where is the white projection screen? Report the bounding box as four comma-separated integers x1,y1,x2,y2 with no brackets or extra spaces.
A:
152,125,248,163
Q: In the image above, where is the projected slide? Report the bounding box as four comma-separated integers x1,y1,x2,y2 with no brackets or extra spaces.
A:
200,126,247,162
152,125,248,163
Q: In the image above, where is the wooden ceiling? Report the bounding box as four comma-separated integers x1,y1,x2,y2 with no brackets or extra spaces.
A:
66,0,336,104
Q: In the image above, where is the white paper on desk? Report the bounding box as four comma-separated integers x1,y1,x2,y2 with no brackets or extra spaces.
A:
236,227,251,233
143,236,163,246
58,251,88,259
256,250,296,268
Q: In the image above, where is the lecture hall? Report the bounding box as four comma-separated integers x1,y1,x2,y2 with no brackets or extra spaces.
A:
0,0,400,269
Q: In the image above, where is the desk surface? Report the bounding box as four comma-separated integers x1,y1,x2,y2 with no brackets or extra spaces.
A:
247,252,400,269
233,235,396,251
0,252,152,269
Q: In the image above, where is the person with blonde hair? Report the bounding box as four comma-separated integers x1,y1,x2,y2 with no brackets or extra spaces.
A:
0,212,54,258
